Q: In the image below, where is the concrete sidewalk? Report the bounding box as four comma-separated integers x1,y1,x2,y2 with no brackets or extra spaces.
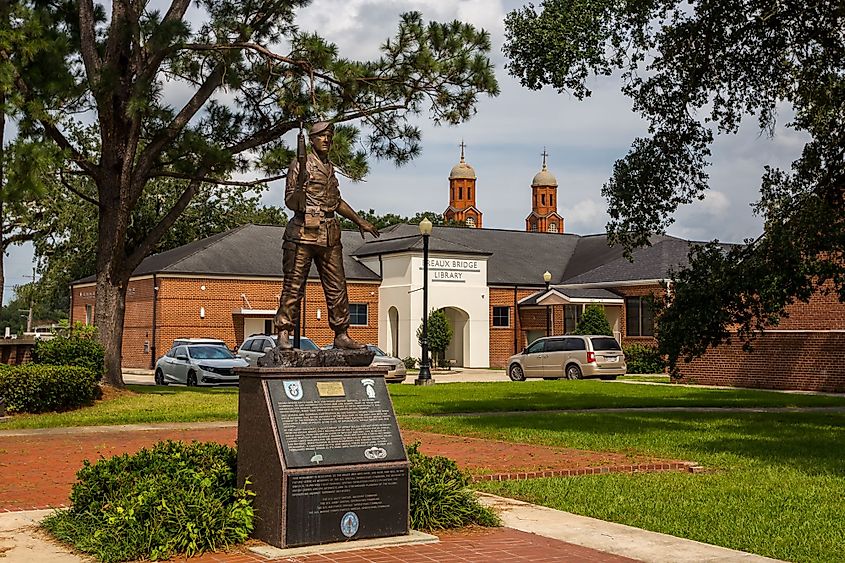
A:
0,497,782,563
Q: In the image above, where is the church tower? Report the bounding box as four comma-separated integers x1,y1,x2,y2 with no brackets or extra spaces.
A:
525,149,564,234
444,141,483,228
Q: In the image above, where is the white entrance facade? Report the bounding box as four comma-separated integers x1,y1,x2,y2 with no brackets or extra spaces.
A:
358,252,490,367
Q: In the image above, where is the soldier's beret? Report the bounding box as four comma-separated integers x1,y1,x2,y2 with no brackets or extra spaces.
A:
309,121,334,136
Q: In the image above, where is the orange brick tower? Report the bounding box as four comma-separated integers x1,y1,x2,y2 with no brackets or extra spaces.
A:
525,149,564,233
444,141,483,228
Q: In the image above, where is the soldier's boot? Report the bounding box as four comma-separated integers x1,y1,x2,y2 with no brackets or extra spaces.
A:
276,329,293,349
334,330,366,350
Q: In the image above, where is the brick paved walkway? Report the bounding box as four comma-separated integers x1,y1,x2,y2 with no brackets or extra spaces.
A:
0,425,665,561
183,528,640,563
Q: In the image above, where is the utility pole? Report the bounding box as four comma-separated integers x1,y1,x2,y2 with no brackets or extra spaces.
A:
23,267,35,333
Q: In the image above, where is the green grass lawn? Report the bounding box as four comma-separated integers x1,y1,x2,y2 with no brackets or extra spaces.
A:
399,411,845,563
3,380,844,429
3,380,844,560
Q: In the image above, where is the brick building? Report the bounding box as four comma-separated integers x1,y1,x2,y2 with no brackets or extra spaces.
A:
69,148,844,391
70,222,689,370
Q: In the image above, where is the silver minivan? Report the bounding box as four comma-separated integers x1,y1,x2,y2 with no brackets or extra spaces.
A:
507,335,626,381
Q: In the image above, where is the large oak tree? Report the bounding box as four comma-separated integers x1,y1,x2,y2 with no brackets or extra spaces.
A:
2,1,498,385
504,0,844,372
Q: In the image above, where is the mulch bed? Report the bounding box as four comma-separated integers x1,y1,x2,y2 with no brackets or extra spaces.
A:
0,426,693,512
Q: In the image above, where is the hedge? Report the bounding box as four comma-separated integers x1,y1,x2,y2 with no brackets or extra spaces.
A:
0,364,99,414
33,327,105,381
623,343,667,374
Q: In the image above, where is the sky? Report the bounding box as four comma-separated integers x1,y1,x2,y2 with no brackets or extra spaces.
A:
3,0,805,304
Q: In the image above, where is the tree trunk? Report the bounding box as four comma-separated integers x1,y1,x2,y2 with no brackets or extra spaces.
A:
95,269,128,387
94,191,132,388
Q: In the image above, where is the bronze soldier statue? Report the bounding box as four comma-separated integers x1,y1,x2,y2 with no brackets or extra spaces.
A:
274,121,379,350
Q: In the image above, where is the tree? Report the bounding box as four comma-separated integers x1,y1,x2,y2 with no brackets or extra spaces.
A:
573,304,612,336
338,209,467,231
3,3,498,385
504,1,844,372
417,308,453,368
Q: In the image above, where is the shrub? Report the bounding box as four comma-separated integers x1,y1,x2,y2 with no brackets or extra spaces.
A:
624,343,666,374
573,304,613,336
402,356,417,369
0,364,99,414
407,443,500,531
417,309,453,367
42,441,254,562
34,322,105,381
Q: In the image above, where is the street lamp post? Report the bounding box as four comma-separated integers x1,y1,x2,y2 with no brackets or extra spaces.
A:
415,218,434,386
543,270,552,337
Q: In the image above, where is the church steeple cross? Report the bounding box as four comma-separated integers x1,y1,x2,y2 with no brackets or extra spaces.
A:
459,140,467,162
541,147,548,170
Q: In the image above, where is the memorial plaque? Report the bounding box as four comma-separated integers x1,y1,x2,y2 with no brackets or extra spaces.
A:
285,465,409,546
236,366,410,549
267,375,405,468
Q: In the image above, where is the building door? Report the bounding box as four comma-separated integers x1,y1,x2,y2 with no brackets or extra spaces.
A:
442,307,469,367
388,307,399,357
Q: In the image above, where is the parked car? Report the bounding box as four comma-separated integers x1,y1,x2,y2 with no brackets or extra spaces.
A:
154,344,248,386
237,334,319,366
322,343,407,383
172,337,229,348
507,335,626,381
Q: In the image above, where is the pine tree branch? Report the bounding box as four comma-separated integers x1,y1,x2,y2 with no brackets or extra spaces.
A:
59,170,101,207
151,170,286,186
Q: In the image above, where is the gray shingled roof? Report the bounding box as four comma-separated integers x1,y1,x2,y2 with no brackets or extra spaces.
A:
73,223,714,287
361,223,581,286
519,287,624,306
75,224,380,283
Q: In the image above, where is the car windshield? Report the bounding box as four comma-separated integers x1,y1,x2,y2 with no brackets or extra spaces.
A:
297,338,319,351
367,345,387,356
188,346,235,360
590,337,621,351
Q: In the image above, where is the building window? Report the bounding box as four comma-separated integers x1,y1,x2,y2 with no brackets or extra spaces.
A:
492,306,510,327
85,304,93,325
468,187,472,199
548,222,558,233
564,304,583,334
551,194,555,206
466,216,476,228
626,297,654,336
541,193,546,205
459,186,463,200
349,303,368,326
530,222,538,232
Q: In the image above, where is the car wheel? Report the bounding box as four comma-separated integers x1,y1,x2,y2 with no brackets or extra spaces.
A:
154,368,168,386
509,364,526,381
565,364,582,380
187,371,198,387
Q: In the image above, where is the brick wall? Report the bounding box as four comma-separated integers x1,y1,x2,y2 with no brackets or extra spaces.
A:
489,287,539,368
614,285,663,348
73,276,380,369
71,279,154,368
0,341,35,365
676,331,845,392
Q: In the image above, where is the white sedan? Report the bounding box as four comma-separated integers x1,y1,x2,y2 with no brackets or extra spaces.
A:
154,344,248,386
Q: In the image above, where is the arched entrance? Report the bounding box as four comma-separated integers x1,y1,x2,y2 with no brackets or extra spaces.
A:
442,307,470,367
387,306,399,357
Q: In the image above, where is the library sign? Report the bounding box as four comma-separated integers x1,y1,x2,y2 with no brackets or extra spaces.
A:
427,258,481,283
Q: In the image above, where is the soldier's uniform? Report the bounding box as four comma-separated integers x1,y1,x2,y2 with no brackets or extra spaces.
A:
274,132,351,337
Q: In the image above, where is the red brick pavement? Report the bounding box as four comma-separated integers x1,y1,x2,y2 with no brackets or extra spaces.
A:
0,426,690,512
181,528,640,563
0,425,653,562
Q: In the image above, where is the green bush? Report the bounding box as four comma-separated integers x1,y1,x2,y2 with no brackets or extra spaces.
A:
402,356,417,369
407,443,500,531
0,364,99,413
42,441,254,562
623,343,666,374
573,304,613,335
33,323,105,381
